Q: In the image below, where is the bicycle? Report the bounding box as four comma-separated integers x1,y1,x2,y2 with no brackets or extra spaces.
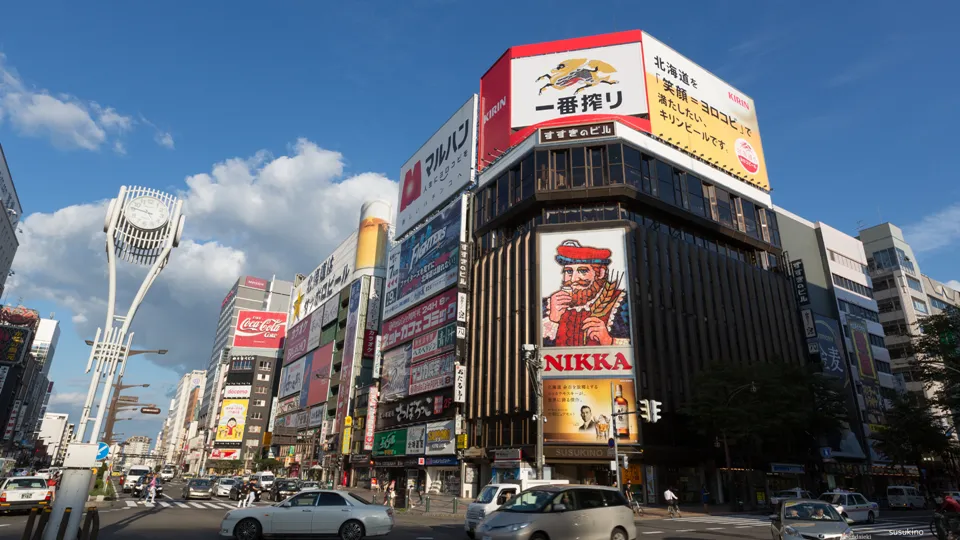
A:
932,512,959,540
630,500,645,517
667,501,681,519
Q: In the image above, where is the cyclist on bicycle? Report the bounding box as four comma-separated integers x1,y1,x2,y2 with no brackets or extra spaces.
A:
935,496,960,540
664,487,681,518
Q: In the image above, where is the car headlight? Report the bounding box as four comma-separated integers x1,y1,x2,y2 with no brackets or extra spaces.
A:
784,526,801,537
477,509,485,518
490,522,531,532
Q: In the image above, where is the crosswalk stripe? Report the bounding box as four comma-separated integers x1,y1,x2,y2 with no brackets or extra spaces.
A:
175,503,189,508
159,502,170,508
189,503,206,509
125,501,136,507
202,503,220,509
217,503,235,509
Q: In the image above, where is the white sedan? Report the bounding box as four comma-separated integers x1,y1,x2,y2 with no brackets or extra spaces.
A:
220,489,393,540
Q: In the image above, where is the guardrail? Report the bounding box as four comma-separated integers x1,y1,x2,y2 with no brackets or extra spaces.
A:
19,505,100,540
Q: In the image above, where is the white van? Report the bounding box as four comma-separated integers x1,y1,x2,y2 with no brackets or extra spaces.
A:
250,471,276,489
465,479,569,537
123,465,152,493
887,485,926,509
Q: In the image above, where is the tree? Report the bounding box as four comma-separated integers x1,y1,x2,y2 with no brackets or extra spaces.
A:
253,457,280,472
871,393,951,490
907,310,960,412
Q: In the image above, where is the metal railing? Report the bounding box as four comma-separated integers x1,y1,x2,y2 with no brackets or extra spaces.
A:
19,505,100,540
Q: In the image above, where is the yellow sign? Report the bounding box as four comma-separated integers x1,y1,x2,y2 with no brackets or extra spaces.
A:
341,426,353,455
216,399,248,442
542,378,640,444
262,432,273,447
344,416,353,427
456,434,468,450
642,32,769,191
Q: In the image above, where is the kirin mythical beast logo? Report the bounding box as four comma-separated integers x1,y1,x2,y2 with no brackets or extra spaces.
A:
536,58,619,95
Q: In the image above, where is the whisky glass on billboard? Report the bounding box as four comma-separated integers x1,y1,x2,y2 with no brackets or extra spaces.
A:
595,414,610,441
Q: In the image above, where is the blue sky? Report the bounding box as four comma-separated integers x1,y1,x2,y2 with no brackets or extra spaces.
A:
3,1,960,444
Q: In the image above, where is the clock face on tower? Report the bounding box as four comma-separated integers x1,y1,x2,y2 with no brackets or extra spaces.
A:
124,196,170,231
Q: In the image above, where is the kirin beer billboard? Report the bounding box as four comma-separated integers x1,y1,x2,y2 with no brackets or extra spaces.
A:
233,310,288,349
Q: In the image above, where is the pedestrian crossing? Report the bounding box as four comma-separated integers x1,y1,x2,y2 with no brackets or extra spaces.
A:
123,499,252,511
661,515,933,537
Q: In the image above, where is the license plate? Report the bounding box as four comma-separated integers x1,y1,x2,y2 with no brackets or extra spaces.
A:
21,493,32,499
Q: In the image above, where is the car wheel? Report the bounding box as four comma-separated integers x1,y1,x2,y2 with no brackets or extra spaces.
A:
339,520,365,540
466,531,475,539
611,527,628,540
234,518,262,540
530,534,548,540
868,512,875,524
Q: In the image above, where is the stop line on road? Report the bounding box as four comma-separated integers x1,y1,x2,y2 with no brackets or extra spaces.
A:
653,515,934,537
123,500,242,511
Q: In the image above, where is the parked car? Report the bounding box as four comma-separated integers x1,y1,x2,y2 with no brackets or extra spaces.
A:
132,477,164,498
182,479,214,500
475,484,636,540
770,488,814,507
215,477,237,497
298,481,320,491
819,491,879,523
219,490,393,540
0,476,53,513
887,485,927,509
770,499,854,540
269,479,301,501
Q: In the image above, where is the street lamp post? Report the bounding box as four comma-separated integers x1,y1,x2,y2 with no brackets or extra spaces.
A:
84,343,166,446
522,344,546,480
47,186,184,540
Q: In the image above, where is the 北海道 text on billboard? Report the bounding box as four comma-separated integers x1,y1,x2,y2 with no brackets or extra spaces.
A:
290,231,358,326
397,95,478,238
383,197,461,320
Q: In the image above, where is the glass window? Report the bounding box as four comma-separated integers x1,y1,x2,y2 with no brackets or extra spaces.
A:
623,146,641,189
657,160,676,206
913,298,929,314
906,276,923,293
575,489,607,509
520,154,534,201
930,296,952,311
741,198,759,239
536,150,549,191
686,175,705,217
510,167,521,205
715,188,734,228
608,144,623,185
589,147,607,187
316,492,347,506
602,490,628,507
287,492,320,506
642,154,656,195
497,173,509,215
570,147,586,189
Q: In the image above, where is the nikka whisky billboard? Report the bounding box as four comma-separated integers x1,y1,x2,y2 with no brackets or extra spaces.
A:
538,226,638,444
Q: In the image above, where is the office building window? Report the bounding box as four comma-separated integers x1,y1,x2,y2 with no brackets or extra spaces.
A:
832,273,874,298
248,425,262,434
906,276,923,293
913,298,929,314
881,319,910,337
253,399,266,407
250,412,263,420
876,360,892,374
870,247,915,274
256,373,270,381
258,360,272,370
255,386,268,394
930,296,953,311
829,250,868,275
837,300,881,323
868,333,886,348
877,297,902,313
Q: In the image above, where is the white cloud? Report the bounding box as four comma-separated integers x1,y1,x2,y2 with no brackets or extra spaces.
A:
947,280,960,291
9,139,398,374
48,391,88,407
902,202,960,253
155,132,174,149
0,54,160,153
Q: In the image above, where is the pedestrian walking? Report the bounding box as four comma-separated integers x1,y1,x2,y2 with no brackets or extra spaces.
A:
237,481,250,508
139,474,152,501
147,476,158,503
387,484,396,509
245,480,259,507
701,485,710,514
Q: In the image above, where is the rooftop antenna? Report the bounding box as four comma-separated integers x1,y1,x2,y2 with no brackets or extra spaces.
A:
856,220,865,231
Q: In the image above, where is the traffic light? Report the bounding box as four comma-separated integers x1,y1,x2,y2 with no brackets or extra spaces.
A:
638,400,651,422
649,400,663,423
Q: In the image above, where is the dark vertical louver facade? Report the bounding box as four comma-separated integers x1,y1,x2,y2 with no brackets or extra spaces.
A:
465,222,805,449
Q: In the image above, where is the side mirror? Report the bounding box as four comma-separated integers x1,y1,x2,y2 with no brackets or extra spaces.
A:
846,518,855,525
554,504,567,512
281,502,292,508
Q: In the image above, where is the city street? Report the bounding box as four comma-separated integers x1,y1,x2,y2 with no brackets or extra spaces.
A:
0,496,938,540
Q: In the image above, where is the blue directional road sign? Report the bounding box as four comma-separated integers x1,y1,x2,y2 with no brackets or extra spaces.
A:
96,442,110,461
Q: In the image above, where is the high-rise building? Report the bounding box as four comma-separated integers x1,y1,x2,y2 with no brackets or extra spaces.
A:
30,319,60,377
0,144,23,298
162,370,205,465
197,276,291,471
20,319,60,445
124,435,152,465
775,207,900,482
37,412,69,466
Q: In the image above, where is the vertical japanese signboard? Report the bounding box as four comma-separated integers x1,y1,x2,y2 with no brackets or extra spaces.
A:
848,316,884,425
363,387,379,451
334,277,369,433
814,314,867,459
642,31,769,190
791,260,810,306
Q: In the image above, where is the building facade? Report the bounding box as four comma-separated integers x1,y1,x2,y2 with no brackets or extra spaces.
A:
123,435,152,466
0,144,22,298
197,275,291,471
36,412,69,466
162,370,206,466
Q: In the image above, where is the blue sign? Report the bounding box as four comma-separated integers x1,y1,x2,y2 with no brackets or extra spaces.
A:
96,442,110,461
820,447,832,459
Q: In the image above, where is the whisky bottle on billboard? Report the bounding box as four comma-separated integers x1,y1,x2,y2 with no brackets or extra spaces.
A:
615,385,630,439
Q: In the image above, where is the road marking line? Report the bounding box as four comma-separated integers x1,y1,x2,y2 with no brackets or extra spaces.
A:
125,501,136,507
203,503,221,509
706,527,726,530
0,524,9,527
159,502,170,508
735,526,754,528
189,503,206,508
641,531,663,535
675,530,693,533
175,503,190,509
218,503,235,509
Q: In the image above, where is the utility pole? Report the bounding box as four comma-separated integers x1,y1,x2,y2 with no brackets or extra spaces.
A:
610,381,620,488
522,344,545,479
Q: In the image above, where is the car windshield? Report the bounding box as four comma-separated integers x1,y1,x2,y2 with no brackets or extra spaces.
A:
476,485,499,504
220,478,236,485
300,482,319,489
190,480,211,487
350,493,371,505
784,502,843,521
819,494,846,504
500,489,558,513
775,490,800,498
277,481,298,490
5,478,46,489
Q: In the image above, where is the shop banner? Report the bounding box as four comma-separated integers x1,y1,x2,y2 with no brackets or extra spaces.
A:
542,378,639,444
384,197,461,320
284,311,313,365
382,287,458,350
341,426,353,455
380,343,412,401
365,277,383,332
222,385,251,399
279,356,305,398
849,316,885,425
406,424,426,455
425,420,456,455
373,428,408,457
308,405,325,428
216,399,248,442
363,387,379,451
411,322,457,363
233,310,287,349
539,227,636,379
210,448,239,460
453,365,466,403
0,325,32,365
409,351,456,395
305,342,334,407
295,410,309,429
307,308,325,352
377,387,455,431
277,395,300,415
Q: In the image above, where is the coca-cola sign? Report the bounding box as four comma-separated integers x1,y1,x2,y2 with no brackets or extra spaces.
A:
233,310,288,349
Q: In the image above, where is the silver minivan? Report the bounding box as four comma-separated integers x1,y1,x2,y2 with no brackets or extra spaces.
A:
475,485,636,540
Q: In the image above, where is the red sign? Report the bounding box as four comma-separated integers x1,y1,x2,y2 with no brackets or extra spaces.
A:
363,387,379,451
244,276,268,290
478,51,512,172
221,287,236,310
210,448,239,460
284,312,312,365
543,349,634,377
362,329,378,358
233,310,288,349
306,343,334,407
381,288,458,349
